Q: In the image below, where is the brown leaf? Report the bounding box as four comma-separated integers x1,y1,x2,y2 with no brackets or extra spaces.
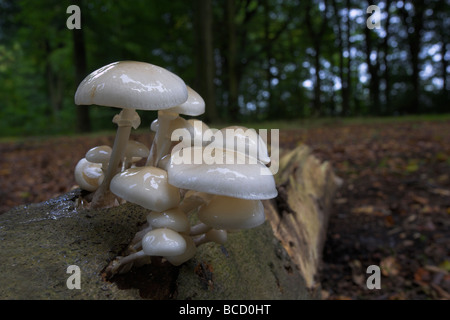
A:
380,256,401,277
414,267,431,283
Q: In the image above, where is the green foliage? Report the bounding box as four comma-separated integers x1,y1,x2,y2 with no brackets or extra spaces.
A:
0,0,448,137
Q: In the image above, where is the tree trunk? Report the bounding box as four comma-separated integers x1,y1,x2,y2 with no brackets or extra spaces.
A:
364,0,381,115
193,0,218,123
264,0,276,119
332,0,349,116
442,39,449,105
382,0,391,115
400,0,425,114
346,0,353,115
305,2,328,116
73,0,91,133
225,0,239,122
313,43,322,115
45,40,64,120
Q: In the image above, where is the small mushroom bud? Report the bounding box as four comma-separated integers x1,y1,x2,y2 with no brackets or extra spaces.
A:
141,228,187,257
74,158,104,192
164,234,197,266
110,166,180,212
147,208,190,234
122,140,150,170
85,145,112,171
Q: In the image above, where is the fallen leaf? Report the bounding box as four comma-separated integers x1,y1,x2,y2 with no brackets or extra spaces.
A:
384,215,395,227
431,188,450,197
411,194,428,205
380,256,401,277
414,267,431,283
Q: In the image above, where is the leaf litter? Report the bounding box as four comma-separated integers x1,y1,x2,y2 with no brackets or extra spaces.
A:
0,119,449,300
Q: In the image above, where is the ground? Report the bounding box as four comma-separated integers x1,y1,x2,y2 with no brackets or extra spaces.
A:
0,118,449,300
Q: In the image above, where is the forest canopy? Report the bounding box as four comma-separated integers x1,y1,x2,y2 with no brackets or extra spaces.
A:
0,0,448,136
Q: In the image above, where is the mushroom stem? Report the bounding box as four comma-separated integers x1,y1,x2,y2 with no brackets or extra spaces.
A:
193,229,228,247
146,110,177,167
91,108,139,208
109,250,147,275
190,222,212,236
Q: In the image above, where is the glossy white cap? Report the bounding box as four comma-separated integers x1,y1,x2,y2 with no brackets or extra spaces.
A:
167,146,277,200
110,166,180,212
75,61,188,111
74,158,104,192
164,234,197,266
167,86,205,116
147,208,190,234
141,228,186,257
85,145,112,164
198,195,265,230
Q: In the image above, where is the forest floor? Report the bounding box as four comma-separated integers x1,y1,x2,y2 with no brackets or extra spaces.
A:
0,118,449,300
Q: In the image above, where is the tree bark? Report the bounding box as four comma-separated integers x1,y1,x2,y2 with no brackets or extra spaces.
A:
399,0,425,114
225,0,239,122
305,2,329,116
364,0,381,115
73,0,91,133
331,0,350,116
381,0,391,115
193,0,218,123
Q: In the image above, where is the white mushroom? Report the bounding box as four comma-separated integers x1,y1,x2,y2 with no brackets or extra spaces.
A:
197,195,265,230
146,86,205,167
108,228,187,274
85,145,112,172
74,158,104,192
167,146,277,200
193,229,228,246
110,166,180,212
178,190,214,215
167,86,205,117
164,234,197,266
122,140,149,170
207,126,271,164
146,208,190,234
141,228,187,257
74,61,188,207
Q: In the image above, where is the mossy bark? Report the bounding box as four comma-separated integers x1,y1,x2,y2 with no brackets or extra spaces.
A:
0,144,340,299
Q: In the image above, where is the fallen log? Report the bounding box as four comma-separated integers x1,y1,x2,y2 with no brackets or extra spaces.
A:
0,144,341,299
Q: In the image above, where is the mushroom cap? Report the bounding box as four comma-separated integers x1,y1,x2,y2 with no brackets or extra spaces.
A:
198,196,265,230
167,86,205,116
147,208,190,233
187,119,214,147
110,166,180,212
74,61,188,111
204,229,228,244
164,234,197,266
85,145,112,164
167,146,278,200
125,140,150,159
74,158,104,192
208,126,271,164
152,116,195,139
141,228,187,257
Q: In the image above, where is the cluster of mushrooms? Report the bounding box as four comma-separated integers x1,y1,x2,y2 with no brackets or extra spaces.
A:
73,61,278,275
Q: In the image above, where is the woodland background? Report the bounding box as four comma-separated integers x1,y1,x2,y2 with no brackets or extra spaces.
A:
0,0,448,137
0,0,449,300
